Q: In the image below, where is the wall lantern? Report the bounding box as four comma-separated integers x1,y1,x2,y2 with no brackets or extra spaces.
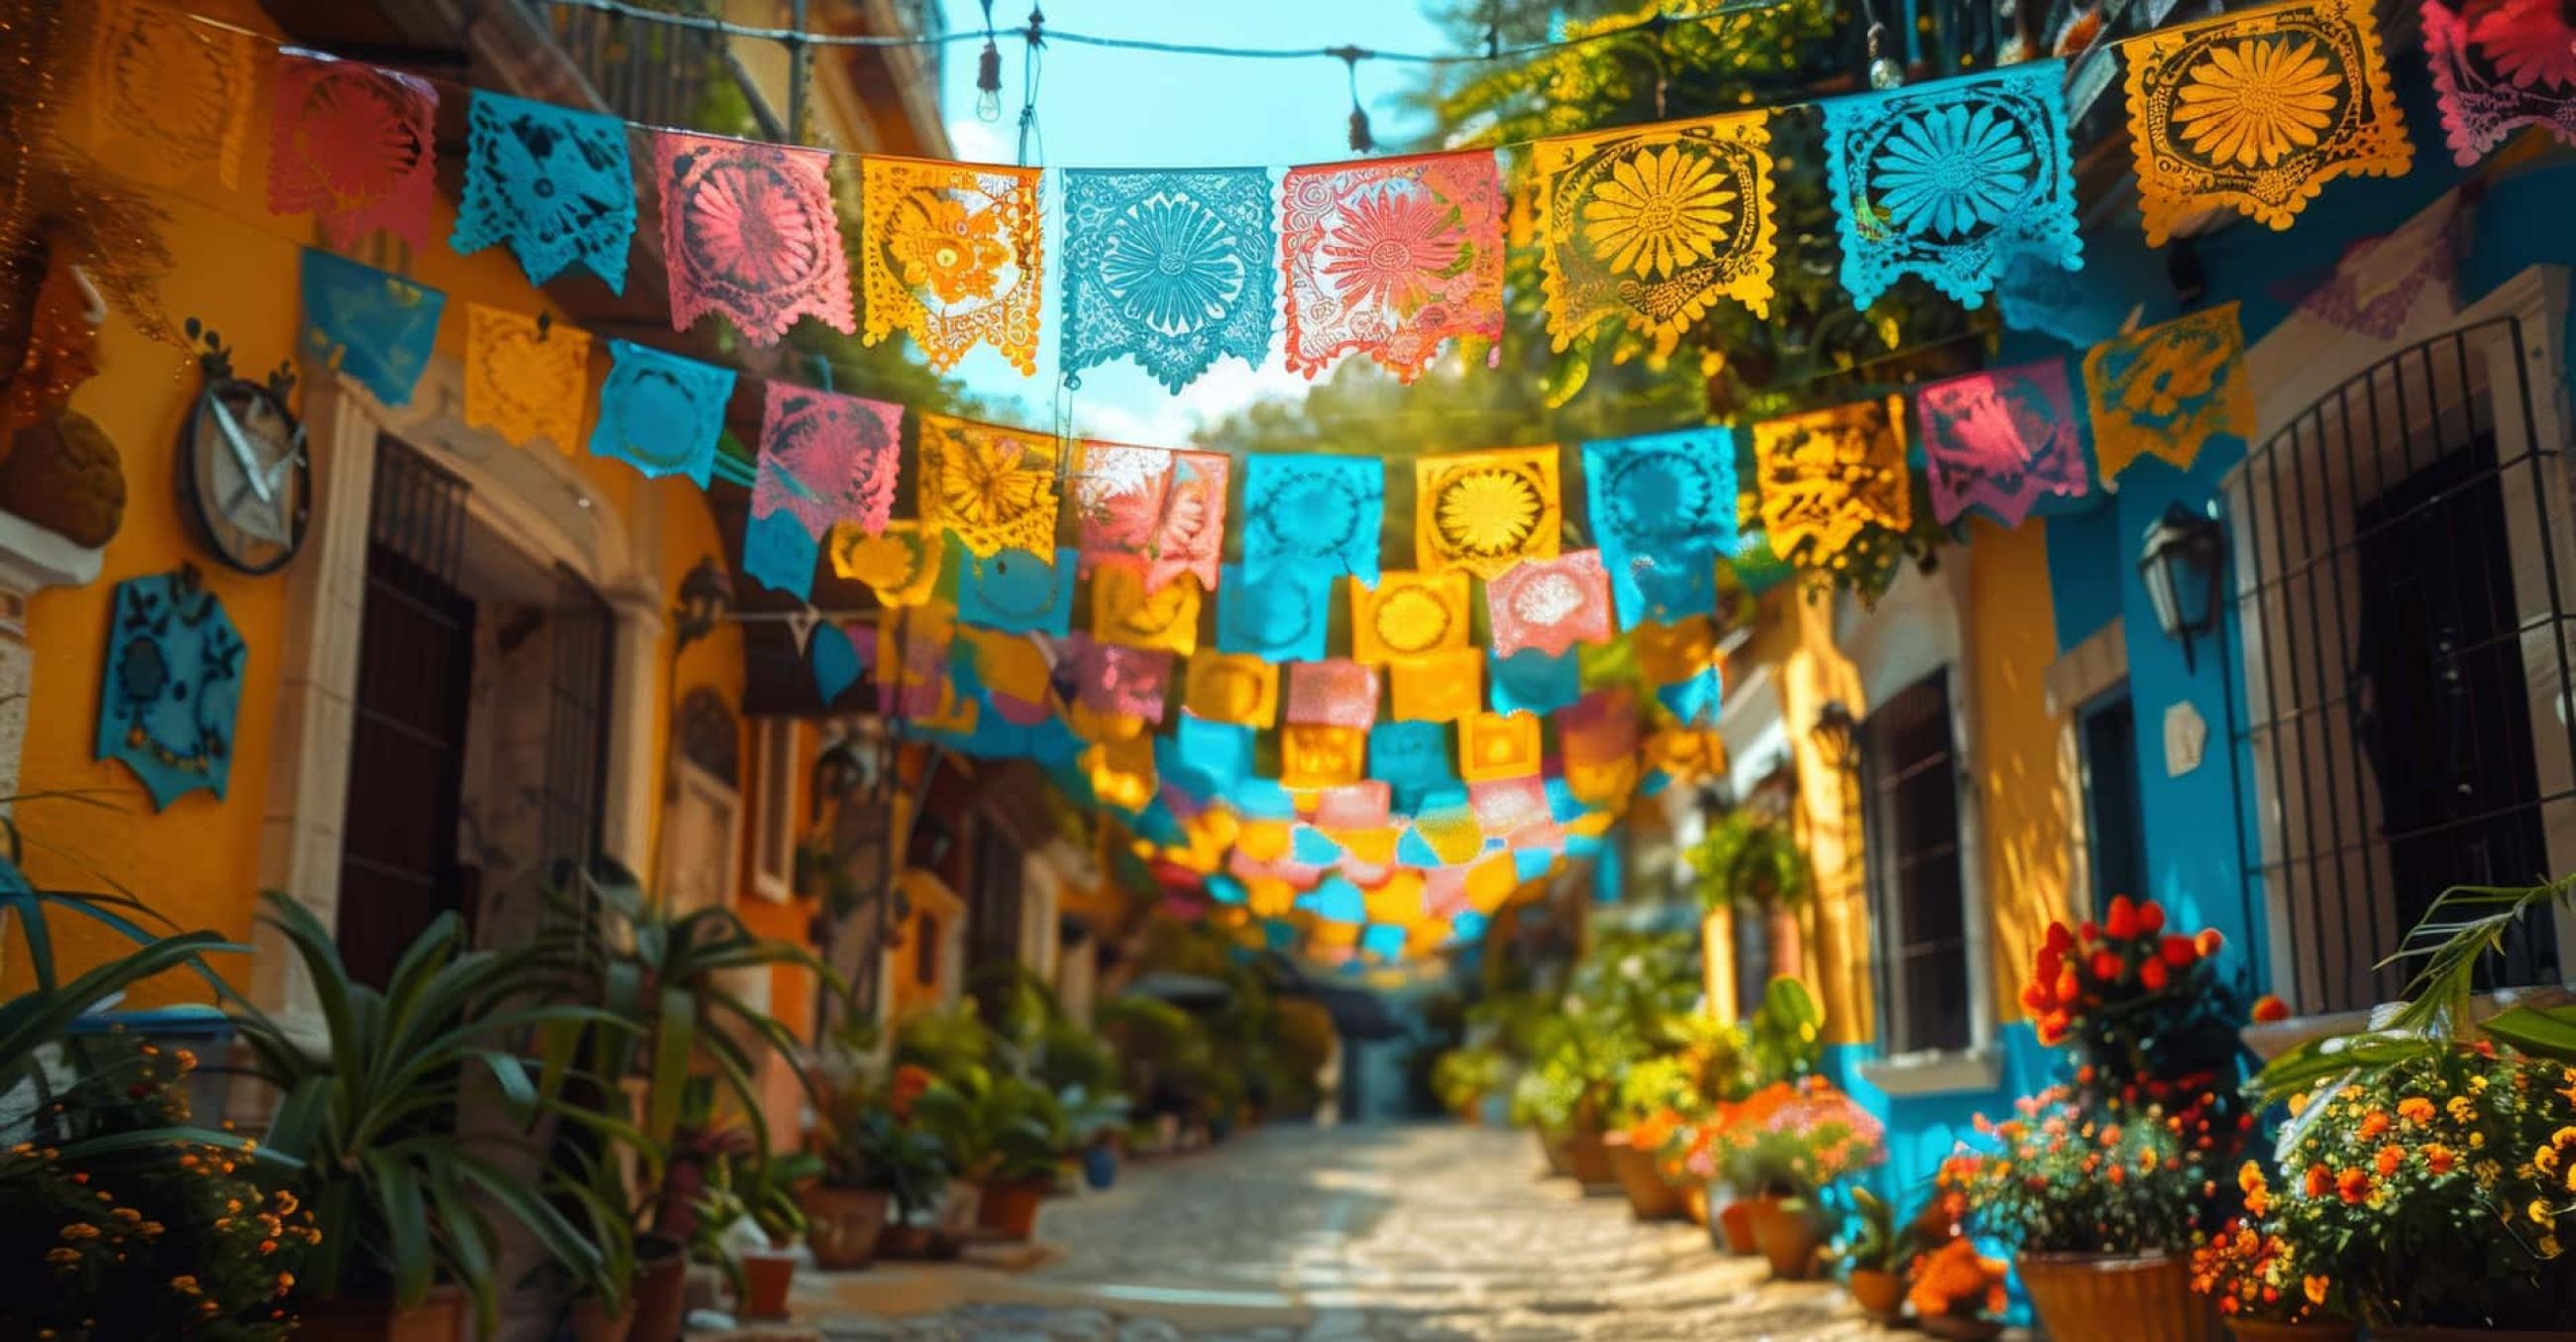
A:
672,555,735,654
2138,503,2227,673
1810,699,1861,775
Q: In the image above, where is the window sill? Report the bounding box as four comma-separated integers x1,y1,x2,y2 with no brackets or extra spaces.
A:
2240,984,2576,1062
1857,1045,2004,1097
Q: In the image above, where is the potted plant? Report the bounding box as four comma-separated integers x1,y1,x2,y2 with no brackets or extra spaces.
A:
1728,1077,1884,1281
2190,1206,2356,1342
228,895,632,1340
693,1145,817,1322
1431,1044,1506,1125
911,1064,1067,1243
1906,1236,2010,1339
1834,1186,1928,1321
1939,1085,2211,1342
805,1062,937,1270
1056,1082,1132,1191
1605,1054,1696,1221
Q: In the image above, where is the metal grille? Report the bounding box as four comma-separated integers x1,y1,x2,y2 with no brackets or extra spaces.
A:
539,567,615,883
2225,316,2576,1014
1861,670,1972,1056
338,438,476,987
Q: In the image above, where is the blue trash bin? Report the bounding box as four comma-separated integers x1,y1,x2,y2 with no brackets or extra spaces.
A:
63,1005,237,1125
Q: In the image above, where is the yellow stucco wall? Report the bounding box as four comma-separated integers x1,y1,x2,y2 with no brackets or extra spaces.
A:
1962,518,2075,1024
12,7,771,1007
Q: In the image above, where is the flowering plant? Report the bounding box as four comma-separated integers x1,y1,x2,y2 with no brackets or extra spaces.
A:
1906,1235,2010,1322
2190,1211,2341,1324
2260,1046,2576,1329
2024,897,2246,1085
1729,1077,1884,1196
1679,1079,1795,1185
1940,1085,2209,1254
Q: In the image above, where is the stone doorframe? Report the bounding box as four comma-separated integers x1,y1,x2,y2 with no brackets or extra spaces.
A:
248,360,670,1026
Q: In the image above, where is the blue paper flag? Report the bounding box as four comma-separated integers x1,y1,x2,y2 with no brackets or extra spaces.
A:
1291,826,1342,864
954,543,1075,636
1360,924,1406,961
1299,876,1365,924
1060,168,1276,392
1490,649,1582,716
1240,454,1383,585
1216,562,1332,662
743,508,819,600
1656,666,1723,726
300,249,445,407
1231,778,1299,822
96,570,245,810
809,622,862,705
1206,873,1247,905
590,338,734,486
453,89,638,291
1368,721,1455,809
1582,427,1735,629
1159,716,1255,795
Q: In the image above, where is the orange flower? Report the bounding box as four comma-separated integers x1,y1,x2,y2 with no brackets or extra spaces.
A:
2398,1096,2435,1125
2335,1168,2372,1204
2251,994,2291,1023
2305,1275,2330,1306
2196,928,2225,957
2375,1145,2405,1177
2304,1164,2333,1197
2423,1143,2457,1174
2357,1110,2393,1142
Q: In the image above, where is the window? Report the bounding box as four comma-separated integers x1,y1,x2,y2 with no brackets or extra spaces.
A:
2078,690,2148,915
1861,671,1973,1056
914,912,941,988
2227,312,2574,1013
750,718,798,903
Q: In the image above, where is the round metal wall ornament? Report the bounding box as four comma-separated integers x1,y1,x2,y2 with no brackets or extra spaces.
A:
177,356,309,576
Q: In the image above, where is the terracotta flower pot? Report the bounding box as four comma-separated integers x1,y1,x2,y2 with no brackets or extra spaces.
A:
627,1247,690,1342
974,1175,1051,1242
1747,1194,1823,1280
798,1185,892,1271
569,1293,634,1342
1604,1134,1688,1221
2016,1251,2209,1342
1848,1267,1905,1320
1562,1127,1619,1190
1715,1198,1760,1256
1539,1128,1573,1178
289,1286,465,1342
1680,1180,1710,1227
737,1247,797,1321
1921,1314,2005,1340
2228,1321,2358,1342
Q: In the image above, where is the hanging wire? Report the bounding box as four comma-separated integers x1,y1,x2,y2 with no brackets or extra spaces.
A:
1338,49,1374,154
1016,4,1046,168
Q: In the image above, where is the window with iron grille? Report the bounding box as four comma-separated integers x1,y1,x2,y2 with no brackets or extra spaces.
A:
1861,670,1974,1055
2225,314,2576,1015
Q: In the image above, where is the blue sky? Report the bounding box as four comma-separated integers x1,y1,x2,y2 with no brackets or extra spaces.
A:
929,0,1455,441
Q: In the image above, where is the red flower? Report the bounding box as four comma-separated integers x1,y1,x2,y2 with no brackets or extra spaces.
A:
2044,922,2075,954
2140,958,2170,992
2250,994,2290,1023
2106,895,2140,941
2138,900,2166,935
2022,982,2053,1013
2091,950,2124,982
2160,935,2199,967
2080,919,2099,943
2196,928,2225,957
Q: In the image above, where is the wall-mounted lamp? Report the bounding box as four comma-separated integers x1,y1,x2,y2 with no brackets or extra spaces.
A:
2138,503,2226,673
672,555,735,655
1811,699,1861,775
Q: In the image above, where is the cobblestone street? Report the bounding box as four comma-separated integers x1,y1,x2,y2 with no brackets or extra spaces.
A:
805,1125,1879,1341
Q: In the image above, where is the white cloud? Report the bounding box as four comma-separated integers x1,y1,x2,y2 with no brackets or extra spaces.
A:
945,117,1013,167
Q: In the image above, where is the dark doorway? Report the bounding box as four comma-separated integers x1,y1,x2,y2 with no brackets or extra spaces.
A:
337,440,477,988
2079,690,2148,914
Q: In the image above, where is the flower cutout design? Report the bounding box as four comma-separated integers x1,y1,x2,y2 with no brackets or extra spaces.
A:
1581,144,1736,278
1243,454,1383,584
1441,473,1542,555
1916,360,2088,525
2424,0,2576,165
1282,152,1504,382
2174,38,2344,167
890,196,1008,303
1322,188,1461,314
1416,447,1561,579
1871,103,2036,238
655,133,854,345
269,54,438,249
2123,0,2411,241
2471,0,2576,89
916,415,1059,558
1102,195,1245,333
1485,551,1613,658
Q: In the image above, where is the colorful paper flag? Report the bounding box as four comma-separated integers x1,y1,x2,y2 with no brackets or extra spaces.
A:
299,250,445,408
463,304,590,453
1486,550,1614,658
1415,446,1560,579
588,337,735,486
1533,111,1777,353
858,155,1046,374
1280,150,1506,383
1061,168,1275,391
1753,395,1911,562
269,52,437,250
2083,303,2256,481
1916,359,2088,525
454,89,637,290
655,132,856,344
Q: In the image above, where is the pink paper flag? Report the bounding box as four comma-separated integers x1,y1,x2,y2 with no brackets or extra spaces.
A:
1486,550,1615,657
1469,777,1550,836
2424,0,2576,166
1076,443,1230,594
1314,781,1393,830
755,383,905,539
1285,659,1381,729
1068,634,1173,724
1424,868,1473,920
655,132,857,345
1915,360,2088,526
268,52,438,249
1281,150,1506,383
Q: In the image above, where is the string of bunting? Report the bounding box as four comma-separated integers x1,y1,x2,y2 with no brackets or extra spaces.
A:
71,0,2500,960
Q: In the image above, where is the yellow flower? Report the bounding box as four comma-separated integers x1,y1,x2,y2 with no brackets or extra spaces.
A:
2449,1095,2479,1123
2172,36,2342,168
1580,143,1736,280
2540,1235,2563,1261
2530,1198,2557,1226
2476,1159,2505,1186
1436,469,1545,557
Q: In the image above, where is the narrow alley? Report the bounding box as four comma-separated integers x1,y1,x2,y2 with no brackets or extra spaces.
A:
806,1126,1876,1341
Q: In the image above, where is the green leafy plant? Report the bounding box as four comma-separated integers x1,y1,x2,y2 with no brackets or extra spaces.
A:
910,1064,1065,1186
1689,809,1812,916
1834,1186,1932,1275
1748,975,1825,1085
1432,1044,1507,1117
228,893,632,1334
1938,1086,2205,1255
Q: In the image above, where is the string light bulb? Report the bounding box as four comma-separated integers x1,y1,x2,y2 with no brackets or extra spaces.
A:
976,37,1004,121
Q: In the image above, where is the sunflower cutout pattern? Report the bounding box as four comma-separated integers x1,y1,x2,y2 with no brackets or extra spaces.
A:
2083,303,2257,481
1062,168,1275,391
2423,0,2576,166
463,304,590,455
1285,660,1383,730
1486,551,1614,659
85,0,260,189
1580,427,1737,630
268,52,438,250
1183,651,1280,727
655,133,856,345
1390,649,1485,724
915,414,1061,559
1916,360,2089,526
455,90,638,291
1241,454,1385,585
1823,60,2082,310
1753,396,1911,563
1093,568,1204,656
1280,150,1506,383
756,383,905,539
860,155,1045,374
1416,447,1562,579
1534,112,1777,356
2123,0,2412,244
1457,712,1544,784
1350,571,1473,664
830,520,943,607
